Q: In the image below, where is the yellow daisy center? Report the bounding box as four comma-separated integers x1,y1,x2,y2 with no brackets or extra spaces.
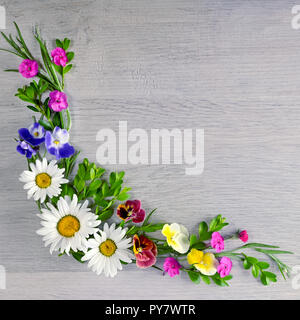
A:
57,215,80,238
99,239,117,257
35,173,51,188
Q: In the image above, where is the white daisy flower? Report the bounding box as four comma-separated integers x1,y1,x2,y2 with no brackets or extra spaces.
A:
19,158,68,203
82,223,133,278
36,195,101,255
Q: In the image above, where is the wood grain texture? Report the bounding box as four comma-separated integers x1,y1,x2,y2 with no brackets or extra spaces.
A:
0,0,300,299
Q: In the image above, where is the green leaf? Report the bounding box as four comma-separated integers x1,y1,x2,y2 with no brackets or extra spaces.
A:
188,271,200,284
209,215,219,232
211,274,228,287
94,197,109,208
260,273,269,286
53,64,63,75
76,179,85,193
90,168,95,180
67,51,74,63
38,119,52,130
26,86,35,99
63,64,72,74
198,221,211,241
142,208,157,226
141,223,165,233
117,171,125,180
191,241,206,250
109,172,116,185
252,264,259,278
89,179,101,191
26,105,40,112
213,223,229,232
263,271,277,281
113,185,122,196
256,262,270,269
63,38,70,50
66,185,75,198
39,81,48,93
78,165,86,180
101,181,109,196
98,208,114,221
241,243,279,249
243,259,251,270
71,250,85,263
16,94,34,103
208,215,228,232
200,275,211,285
255,248,294,255
126,226,139,236
246,257,258,265
4,68,19,72
96,167,105,178
190,234,198,246
223,275,233,281
83,158,89,167
56,39,63,48
157,245,174,255
52,112,61,127
117,192,130,201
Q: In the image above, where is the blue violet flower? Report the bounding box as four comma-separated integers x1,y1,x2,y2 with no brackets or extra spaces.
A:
45,126,75,159
16,141,36,158
18,122,45,146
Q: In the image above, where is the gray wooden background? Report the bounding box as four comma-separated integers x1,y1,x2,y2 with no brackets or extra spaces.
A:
0,0,300,299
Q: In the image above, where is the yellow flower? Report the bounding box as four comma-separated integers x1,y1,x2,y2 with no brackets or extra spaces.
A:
187,248,219,276
162,223,190,254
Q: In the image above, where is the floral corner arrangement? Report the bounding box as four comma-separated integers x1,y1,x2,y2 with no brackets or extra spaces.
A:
0,22,294,286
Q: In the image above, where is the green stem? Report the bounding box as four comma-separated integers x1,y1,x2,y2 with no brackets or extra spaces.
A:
59,111,65,129
62,68,65,89
151,265,163,272
36,104,54,129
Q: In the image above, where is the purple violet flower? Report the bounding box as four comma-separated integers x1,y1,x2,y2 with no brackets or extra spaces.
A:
45,126,75,159
16,141,36,158
18,122,45,146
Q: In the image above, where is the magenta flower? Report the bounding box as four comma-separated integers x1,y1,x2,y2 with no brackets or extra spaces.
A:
217,257,232,278
48,90,68,112
163,257,181,278
51,47,68,67
211,232,224,253
239,230,248,243
19,59,38,78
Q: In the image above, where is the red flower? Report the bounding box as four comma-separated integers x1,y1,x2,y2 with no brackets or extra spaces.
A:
133,234,157,268
239,230,248,243
117,200,145,223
